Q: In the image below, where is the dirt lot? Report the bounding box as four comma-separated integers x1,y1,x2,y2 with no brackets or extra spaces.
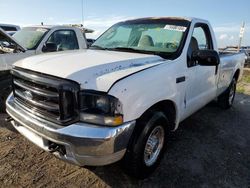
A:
0,71,250,188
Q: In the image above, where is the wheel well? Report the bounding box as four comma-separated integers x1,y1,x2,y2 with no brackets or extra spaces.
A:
138,100,177,131
234,69,240,81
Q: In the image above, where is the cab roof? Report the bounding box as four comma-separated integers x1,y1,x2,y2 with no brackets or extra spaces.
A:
127,17,193,22
120,17,208,24
22,25,94,33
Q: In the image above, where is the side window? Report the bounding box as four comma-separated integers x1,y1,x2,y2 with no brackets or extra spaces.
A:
193,27,209,50
187,24,213,67
46,30,79,51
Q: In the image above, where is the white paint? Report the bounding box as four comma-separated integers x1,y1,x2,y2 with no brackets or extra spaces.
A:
12,17,245,130
14,49,164,91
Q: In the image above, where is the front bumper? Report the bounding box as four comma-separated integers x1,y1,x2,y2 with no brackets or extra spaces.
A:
6,94,135,166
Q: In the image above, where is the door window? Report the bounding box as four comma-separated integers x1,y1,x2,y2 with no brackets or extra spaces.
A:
187,24,213,67
193,27,209,50
46,30,79,51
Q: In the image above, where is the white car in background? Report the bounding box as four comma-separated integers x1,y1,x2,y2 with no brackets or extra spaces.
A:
0,25,88,112
0,25,87,69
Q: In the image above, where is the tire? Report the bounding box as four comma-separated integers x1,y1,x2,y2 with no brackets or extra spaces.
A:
122,111,169,179
0,95,5,113
218,78,237,109
0,86,12,113
0,72,12,113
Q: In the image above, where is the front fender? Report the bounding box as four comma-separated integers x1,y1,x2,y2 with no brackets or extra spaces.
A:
108,62,183,127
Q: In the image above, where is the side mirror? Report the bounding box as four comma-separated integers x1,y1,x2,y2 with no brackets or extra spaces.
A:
192,50,220,66
2,41,10,47
42,42,57,52
87,39,95,48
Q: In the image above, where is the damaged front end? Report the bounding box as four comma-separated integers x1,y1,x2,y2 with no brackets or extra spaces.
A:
0,28,26,112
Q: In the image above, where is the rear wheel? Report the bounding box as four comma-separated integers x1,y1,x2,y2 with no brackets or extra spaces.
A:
218,78,237,109
122,111,168,179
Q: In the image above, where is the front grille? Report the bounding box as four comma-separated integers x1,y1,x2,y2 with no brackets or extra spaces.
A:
11,67,80,125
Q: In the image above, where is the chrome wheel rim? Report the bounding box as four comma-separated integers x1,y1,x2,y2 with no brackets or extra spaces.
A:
144,126,165,167
229,81,236,105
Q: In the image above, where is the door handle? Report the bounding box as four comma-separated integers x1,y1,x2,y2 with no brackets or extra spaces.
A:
176,76,186,83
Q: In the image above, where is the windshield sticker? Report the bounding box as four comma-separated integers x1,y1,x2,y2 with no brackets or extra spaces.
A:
164,25,187,32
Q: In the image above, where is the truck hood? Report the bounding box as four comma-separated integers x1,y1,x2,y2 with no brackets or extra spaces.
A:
14,49,165,92
0,28,26,53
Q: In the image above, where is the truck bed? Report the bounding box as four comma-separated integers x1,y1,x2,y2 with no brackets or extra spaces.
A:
219,51,242,57
219,51,245,64
217,51,245,95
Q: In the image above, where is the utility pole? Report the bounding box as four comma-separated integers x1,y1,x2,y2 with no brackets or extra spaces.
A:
238,21,245,52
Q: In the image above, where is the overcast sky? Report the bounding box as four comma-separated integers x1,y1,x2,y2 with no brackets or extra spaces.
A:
1,0,249,47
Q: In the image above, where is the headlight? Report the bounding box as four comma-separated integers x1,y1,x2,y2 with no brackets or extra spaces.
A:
79,91,123,126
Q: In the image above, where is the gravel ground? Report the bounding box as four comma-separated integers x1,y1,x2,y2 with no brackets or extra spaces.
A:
0,80,250,187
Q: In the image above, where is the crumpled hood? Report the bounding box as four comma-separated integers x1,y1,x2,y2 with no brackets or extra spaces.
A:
14,49,165,92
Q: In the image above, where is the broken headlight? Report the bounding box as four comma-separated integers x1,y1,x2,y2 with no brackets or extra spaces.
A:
79,91,123,126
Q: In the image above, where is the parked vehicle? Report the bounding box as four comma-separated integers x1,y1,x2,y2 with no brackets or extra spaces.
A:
241,49,250,65
0,23,20,35
0,25,87,67
241,47,250,67
240,47,250,65
6,17,245,178
241,46,250,55
222,46,250,66
0,26,87,112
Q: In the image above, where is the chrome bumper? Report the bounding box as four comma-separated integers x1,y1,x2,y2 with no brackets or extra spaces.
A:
6,94,135,166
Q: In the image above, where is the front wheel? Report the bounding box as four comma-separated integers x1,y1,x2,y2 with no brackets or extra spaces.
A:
0,87,11,113
122,111,168,179
218,78,237,109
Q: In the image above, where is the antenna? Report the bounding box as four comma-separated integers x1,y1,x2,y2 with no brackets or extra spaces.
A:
81,0,84,27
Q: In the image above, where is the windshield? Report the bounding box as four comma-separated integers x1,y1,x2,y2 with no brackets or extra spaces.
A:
92,18,190,58
13,27,49,50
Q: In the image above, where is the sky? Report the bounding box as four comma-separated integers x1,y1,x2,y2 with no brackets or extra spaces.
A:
1,0,250,47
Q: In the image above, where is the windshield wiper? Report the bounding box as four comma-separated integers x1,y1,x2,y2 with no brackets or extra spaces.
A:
90,46,170,59
109,47,143,52
109,47,170,59
90,46,144,54
90,45,108,50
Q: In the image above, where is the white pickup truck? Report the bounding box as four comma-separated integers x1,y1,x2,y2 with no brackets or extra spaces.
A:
6,17,245,178
0,26,87,111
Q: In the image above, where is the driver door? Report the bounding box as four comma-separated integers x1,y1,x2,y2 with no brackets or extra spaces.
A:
184,24,218,117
